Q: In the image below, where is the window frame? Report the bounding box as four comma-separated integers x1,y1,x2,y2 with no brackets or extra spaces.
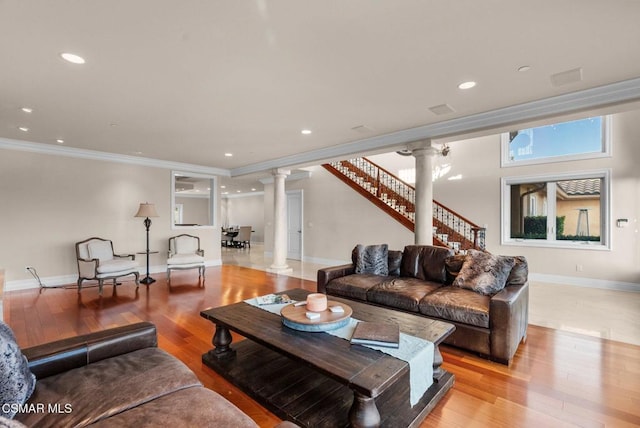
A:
500,115,612,167
501,169,611,250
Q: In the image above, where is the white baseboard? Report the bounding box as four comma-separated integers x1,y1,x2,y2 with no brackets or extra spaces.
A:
530,273,640,292
6,259,223,292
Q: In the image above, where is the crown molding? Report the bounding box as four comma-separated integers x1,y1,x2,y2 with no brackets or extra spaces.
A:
230,77,640,176
0,137,230,176
222,191,265,199
259,170,312,184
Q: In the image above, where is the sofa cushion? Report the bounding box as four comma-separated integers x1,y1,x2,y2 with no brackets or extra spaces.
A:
453,250,515,296
506,256,528,286
400,245,454,283
419,287,491,328
15,347,201,427
0,322,35,419
90,386,258,428
367,278,443,312
353,244,389,276
326,274,391,301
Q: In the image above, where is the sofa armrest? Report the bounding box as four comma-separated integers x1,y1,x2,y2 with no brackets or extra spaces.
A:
489,282,529,364
114,253,136,260
23,322,158,379
317,264,355,293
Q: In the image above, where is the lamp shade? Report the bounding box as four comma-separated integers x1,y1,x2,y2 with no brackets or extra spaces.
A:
134,202,159,218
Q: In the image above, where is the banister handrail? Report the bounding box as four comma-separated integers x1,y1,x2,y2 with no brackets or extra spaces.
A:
323,157,486,251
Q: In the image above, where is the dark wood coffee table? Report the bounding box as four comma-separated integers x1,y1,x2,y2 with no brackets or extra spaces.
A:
201,289,455,427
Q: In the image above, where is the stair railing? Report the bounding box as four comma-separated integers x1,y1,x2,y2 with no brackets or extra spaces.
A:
324,157,486,251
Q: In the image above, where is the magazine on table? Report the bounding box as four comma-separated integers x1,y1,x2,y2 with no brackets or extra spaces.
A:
255,293,293,305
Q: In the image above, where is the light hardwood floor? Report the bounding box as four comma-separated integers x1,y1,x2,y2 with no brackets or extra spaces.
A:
4,266,640,427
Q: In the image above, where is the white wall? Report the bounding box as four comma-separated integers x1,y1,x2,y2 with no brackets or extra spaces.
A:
0,150,221,289
263,167,414,265
264,109,640,288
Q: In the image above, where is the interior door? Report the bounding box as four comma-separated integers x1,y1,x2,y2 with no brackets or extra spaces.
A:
286,190,303,260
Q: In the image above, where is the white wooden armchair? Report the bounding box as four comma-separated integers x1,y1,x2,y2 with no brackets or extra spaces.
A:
167,234,205,283
75,237,139,295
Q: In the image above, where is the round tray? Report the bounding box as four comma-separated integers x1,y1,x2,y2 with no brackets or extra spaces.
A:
280,301,352,332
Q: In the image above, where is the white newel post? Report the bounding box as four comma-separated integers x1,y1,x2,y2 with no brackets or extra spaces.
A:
412,141,438,245
268,168,292,274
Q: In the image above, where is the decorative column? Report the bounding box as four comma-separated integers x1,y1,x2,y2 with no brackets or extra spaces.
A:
412,140,439,245
267,168,293,274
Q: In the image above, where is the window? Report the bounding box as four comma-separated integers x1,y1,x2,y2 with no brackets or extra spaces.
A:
501,170,610,249
501,116,611,167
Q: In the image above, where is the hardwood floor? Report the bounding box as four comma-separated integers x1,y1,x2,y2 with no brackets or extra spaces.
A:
5,266,640,427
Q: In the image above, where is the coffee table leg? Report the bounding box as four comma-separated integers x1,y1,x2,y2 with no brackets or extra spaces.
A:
433,345,445,381
208,324,236,360
348,392,380,428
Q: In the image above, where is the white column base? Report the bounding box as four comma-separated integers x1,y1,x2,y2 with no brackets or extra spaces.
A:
266,265,293,275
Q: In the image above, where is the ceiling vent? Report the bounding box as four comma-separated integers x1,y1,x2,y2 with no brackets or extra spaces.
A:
429,104,455,115
550,68,583,87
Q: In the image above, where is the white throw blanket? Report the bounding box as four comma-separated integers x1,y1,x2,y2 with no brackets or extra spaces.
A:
244,298,434,406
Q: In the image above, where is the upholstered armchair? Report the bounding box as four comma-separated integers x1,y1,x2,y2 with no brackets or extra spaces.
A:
75,237,139,295
167,234,205,282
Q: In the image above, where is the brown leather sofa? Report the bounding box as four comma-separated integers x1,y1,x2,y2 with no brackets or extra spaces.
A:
12,322,288,427
317,245,529,365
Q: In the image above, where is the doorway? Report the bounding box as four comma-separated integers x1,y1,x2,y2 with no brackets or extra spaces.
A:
286,190,303,260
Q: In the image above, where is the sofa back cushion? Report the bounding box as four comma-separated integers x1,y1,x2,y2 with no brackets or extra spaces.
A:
352,244,389,276
400,245,454,283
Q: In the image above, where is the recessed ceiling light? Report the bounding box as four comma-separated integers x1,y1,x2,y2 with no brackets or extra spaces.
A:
21,107,33,113
56,139,64,144
220,185,226,189
222,191,229,195
457,81,476,90
224,153,233,157
60,52,85,64
132,151,143,155
517,65,531,72
18,126,29,132
301,129,312,135
251,188,256,191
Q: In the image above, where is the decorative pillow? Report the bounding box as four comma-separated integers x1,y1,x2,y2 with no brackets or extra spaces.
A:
87,240,113,261
353,244,389,276
0,322,36,419
444,254,467,284
387,250,403,276
453,249,515,296
506,256,528,286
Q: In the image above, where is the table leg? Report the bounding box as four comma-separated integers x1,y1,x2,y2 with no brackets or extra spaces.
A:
433,345,445,381
348,392,380,428
208,324,236,360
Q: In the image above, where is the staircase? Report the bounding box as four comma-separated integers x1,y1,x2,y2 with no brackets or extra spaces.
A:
323,157,486,253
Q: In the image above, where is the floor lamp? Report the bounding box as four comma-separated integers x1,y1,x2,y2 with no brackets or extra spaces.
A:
135,202,159,285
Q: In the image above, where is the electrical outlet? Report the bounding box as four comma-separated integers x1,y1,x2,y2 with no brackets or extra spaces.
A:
576,264,583,272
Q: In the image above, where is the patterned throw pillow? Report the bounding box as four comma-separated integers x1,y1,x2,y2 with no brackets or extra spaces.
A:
354,244,389,276
0,322,36,419
453,249,515,296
